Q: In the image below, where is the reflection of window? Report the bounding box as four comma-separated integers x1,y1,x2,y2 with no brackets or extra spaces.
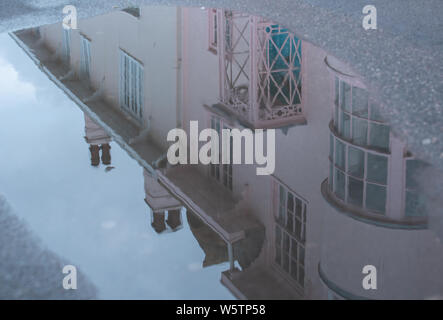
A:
62,28,71,64
210,116,233,190
274,183,306,288
221,12,303,125
329,134,388,214
119,50,143,120
208,9,218,53
333,77,389,151
80,35,91,81
405,159,428,217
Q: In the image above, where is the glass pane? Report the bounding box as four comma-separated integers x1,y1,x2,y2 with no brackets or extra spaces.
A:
291,239,298,260
329,134,334,160
295,219,301,240
298,266,305,287
275,245,281,265
334,168,345,200
369,123,390,150
369,101,384,122
335,139,345,169
275,226,282,245
366,183,386,214
295,198,302,218
340,109,351,139
352,86,369,117
405,191,427,217
340,81,351,112
367,153,388,184
352,117,368,146
329,161,333,189
287,211,294,232
283,253,289,272
287,192,294,212
348,146,364,178
299,245,305,266
334,77,339,107
406,159,428,189
291,259,298,280
348,177,363,206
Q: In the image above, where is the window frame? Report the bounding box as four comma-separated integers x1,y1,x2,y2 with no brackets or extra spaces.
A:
80,33,91,82
209,115,233,191
119,49,144,122
208,8,218,54
272,179,307,290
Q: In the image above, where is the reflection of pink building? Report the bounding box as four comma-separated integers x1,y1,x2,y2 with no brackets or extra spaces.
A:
12,5,443,300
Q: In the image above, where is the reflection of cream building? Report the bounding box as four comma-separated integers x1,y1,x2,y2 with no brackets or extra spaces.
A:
11,6,443,299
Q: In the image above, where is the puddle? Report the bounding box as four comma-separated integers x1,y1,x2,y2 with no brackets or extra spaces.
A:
0,5,442,299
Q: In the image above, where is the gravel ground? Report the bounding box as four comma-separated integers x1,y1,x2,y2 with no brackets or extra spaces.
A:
0,194,97,299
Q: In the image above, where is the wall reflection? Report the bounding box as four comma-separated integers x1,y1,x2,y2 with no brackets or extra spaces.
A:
11,5,443,300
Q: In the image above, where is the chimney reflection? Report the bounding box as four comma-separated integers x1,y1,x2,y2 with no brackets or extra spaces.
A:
84,114,112,167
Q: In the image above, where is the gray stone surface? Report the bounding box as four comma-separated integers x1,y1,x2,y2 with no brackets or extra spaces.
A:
0,194,97,299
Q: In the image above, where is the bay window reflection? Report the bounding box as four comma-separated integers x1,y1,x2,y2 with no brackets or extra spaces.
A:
333,76,390,151
329,134,388,214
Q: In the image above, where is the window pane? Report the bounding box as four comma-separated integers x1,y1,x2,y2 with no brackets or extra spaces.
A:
287,192,294,212
295,219,301,240
283,253,289,272
275,245,281,265
369,123,390,150
334,77,339,107
352,117,368,146
405,191,427,217
406,159,428,189
348,177,363,206
291,259,298,281
275,225,282,245
329,161,333,189
347,146,364,178
335,139,345,170
295,198,302,218
367,153,388,184
329,134,334,160
340,81,351,112
299,245,305,266
352,86,369,117
340,110,351,139
283,233,290,253
287,211,294,232
366,183,386,214
291,239,298,260
334,168,345,200
369,101,384,122
298,266,305,287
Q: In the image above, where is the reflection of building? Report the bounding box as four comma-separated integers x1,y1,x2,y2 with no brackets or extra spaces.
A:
11,5,443,300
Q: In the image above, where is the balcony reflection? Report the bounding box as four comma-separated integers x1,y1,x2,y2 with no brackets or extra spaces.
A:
9,5,443,300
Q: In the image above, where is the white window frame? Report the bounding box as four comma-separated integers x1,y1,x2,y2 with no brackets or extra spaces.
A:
62,28,71,64
119,49,144,121
208,8,218,54
273,179,307,289
209,115,233,191
80,34,91,82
